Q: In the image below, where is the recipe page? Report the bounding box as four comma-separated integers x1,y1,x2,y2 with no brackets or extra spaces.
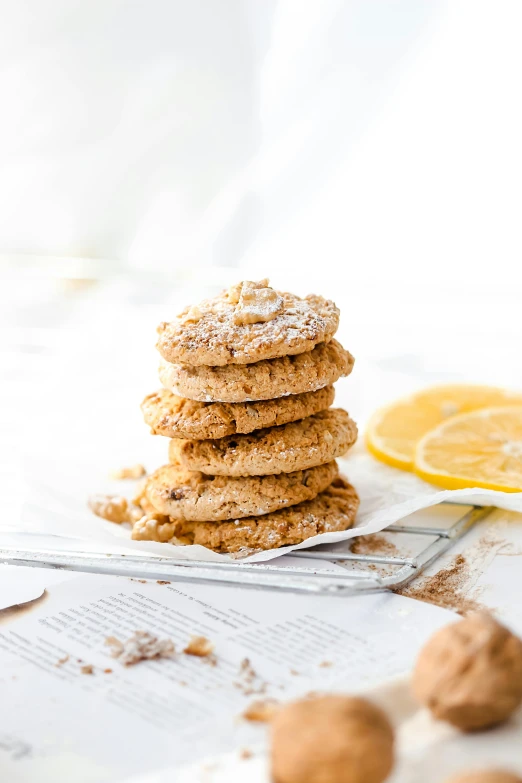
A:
0,571,455,782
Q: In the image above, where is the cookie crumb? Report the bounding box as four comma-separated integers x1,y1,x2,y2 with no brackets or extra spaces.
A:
240,657,256,679
55,655,69,666
290,669,300,676
242,698,280,722
80,664,94,675
106,631,175,666
110,464,147,480
239,748,253,760
103,668,113,674
157,580,171,585
235,658,269,696
183,636,214,657
319,661,333,668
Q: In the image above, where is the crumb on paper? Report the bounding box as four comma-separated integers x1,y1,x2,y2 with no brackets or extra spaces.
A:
179,680,187,687
80,664,94,675
110,464,147,480
129,578,147,584
103,668,112,674
242,698,280,723
240,657,256,680
105,631,175,666
157,580,171,585
183,635,215,657
290,669,300,676
319,660,333,668
239,748,253,760
235,657,268,696
55,655,69,666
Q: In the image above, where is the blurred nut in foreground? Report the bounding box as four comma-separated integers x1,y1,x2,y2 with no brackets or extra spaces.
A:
271,694,394,783
445,771,522,783
413,612,522,731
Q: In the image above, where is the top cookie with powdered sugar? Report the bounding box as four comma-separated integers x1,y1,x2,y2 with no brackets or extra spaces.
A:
156,280,340,367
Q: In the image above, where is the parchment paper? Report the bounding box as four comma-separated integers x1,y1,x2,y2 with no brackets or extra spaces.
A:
13,443,522,563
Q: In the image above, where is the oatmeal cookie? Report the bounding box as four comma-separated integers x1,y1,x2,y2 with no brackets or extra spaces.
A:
131,477,359,552
157,280,339,367
141,385,335,440
144,461,339,521
168,409,357,477
159,339,354,403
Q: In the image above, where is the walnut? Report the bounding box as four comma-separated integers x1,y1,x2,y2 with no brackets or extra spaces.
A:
131,514,176,542
88,494,129,524
183,636,214,657
181,304,204,324
413,612,522,731
127,505,146,524
232,280,284,325
226,282,243,305
271,695,394,783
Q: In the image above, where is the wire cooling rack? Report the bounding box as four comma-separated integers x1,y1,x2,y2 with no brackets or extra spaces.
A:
0,505,491,595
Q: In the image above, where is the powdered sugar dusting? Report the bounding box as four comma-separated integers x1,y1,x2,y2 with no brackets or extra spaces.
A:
156,281,339,367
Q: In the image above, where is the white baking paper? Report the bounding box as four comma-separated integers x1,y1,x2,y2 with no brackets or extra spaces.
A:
12,442,522,563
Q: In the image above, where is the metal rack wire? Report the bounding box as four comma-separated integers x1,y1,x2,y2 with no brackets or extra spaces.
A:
0,505,491,595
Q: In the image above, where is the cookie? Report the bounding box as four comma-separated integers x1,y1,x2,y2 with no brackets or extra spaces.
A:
157,279,339,367
168,409,357,477
144,461,339,521
131,476,359,552
141,385,335,440
159,339,354,403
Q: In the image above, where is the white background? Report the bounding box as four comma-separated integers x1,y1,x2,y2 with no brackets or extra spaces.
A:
1,0,521,286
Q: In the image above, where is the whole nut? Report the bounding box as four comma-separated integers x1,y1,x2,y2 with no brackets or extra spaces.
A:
271,695,394,783
413,612,522,731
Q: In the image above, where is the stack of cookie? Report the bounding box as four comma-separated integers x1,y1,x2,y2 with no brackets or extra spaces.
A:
133,280,359,554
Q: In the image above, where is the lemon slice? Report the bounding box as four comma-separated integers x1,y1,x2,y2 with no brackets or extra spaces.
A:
414,405,522,491
366,385,522,471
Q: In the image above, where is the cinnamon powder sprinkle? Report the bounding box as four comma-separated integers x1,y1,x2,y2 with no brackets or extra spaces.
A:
351,534,398,557
396,554,483,615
